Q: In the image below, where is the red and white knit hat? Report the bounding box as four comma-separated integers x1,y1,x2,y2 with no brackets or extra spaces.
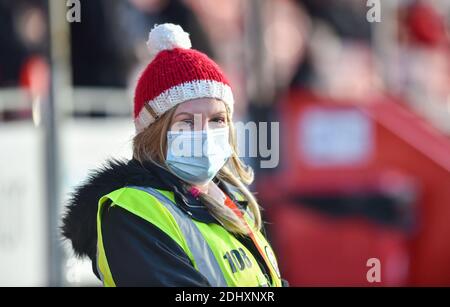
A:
133,23,234,133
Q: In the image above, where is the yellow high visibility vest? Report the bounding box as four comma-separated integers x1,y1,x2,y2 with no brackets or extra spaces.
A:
96,186,282,287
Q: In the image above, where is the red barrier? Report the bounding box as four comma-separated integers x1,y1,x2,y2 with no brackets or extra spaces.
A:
270,204,410,286
258,89,450,286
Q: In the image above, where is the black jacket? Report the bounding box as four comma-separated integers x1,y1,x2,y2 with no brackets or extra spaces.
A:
61,158,288,287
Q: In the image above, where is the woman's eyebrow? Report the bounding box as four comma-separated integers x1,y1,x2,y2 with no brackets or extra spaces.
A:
211,111,226,117
174,112,194,119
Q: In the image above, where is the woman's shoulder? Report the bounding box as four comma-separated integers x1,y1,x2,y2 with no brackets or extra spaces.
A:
61,158,164,260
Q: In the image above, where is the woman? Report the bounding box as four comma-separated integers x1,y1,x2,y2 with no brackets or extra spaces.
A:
62,23,286,287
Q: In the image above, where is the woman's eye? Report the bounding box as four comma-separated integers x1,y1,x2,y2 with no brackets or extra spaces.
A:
182,119,194,126
213,117,226,124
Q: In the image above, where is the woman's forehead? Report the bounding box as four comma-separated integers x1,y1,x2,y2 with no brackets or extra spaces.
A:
175,98,226,114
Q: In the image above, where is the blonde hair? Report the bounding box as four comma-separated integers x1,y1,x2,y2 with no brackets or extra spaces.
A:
132,107,262,235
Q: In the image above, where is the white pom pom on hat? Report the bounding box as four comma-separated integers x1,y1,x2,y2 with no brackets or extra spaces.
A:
146,23,192,61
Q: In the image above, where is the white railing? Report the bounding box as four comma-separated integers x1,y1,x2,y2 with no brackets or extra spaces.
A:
0,87,132,118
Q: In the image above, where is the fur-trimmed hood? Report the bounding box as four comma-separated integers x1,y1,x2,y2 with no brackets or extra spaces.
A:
61,158,170,259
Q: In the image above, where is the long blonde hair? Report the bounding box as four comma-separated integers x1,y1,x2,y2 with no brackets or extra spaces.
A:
132,107,262,235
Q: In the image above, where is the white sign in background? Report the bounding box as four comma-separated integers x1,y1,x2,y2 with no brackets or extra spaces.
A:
0,122,46,286
299,107,374,167
0,118,134,286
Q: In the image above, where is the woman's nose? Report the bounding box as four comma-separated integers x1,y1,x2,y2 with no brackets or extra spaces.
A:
192,113,208,131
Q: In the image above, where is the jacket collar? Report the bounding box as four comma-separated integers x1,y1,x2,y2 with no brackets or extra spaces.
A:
136,159,248,223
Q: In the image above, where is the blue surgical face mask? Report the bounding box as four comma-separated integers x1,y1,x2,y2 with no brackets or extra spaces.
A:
166,127,232,185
